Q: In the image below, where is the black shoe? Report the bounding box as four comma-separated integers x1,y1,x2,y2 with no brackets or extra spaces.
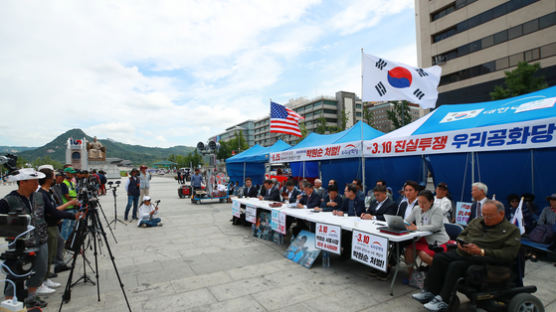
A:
54,264,70,273
47,271,58,278
124,217,128,221
25,296,48,308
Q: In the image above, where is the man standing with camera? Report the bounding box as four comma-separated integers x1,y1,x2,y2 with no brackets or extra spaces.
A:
0,168,49,308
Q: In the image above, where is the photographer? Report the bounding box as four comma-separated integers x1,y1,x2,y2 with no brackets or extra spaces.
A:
60,167,78,241
137,196,162,227
0,168,49,307
37,168,82,284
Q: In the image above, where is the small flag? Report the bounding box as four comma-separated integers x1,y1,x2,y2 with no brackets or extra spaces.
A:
511,197,526,235
270,101,304,137
361,52,442,109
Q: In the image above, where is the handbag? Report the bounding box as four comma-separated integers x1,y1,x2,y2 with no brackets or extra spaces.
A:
528,224,554,244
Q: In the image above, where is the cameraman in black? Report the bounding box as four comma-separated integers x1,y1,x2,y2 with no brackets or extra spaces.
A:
0,168,49,308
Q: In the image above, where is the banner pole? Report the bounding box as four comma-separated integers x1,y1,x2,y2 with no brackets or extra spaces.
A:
361,48,366,193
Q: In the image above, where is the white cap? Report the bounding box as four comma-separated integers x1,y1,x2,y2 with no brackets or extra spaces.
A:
7,168,46,182
143,196,151,202
38,164,54,171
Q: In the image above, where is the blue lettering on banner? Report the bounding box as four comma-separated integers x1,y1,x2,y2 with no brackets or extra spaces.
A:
451,123,555,149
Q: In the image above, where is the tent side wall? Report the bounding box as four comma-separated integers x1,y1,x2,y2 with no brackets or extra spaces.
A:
321,158,363,189
364,156,425,202
226,162,265,186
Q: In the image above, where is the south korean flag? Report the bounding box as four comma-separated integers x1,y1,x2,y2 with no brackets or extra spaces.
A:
362,52,442,109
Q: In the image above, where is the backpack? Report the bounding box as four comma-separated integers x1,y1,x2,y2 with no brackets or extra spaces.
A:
528,224,554,244
100,175,107,184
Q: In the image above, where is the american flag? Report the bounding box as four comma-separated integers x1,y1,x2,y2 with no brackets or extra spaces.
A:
270,101,304,137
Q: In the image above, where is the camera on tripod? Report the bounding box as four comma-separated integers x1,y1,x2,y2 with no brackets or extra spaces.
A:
107,181,121,189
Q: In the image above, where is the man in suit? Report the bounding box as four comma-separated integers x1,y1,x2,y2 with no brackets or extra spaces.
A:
361,184,397,220
258,179,281,202
320,184,343,212
242,177,259,198
298,181,321,208
336,184,365,217
284,180,300,204
468,182,488,224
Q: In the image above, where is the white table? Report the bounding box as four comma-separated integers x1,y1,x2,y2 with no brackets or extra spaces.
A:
232,197,430,295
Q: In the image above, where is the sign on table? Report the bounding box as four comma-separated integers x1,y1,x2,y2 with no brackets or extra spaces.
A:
232,200,241,218
270,209,286,234
315,223,341,255
455,202,472,225
284,230,321,269
245,205,257,224
351,230,388,272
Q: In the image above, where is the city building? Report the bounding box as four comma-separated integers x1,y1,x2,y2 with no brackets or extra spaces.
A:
363,101,424,133
252,91,363,146
209,120,255,148
415,0,556,105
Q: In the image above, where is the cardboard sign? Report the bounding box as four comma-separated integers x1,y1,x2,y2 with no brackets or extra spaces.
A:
455,202,472,225
315,223,341,255
270,209,286,235
254,211,273,241
351,230,388,272
232,200,241,218
284,230,321,269
245,205,257,224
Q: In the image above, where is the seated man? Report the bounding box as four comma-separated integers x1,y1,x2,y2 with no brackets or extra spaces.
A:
258,179,281,202
283,180,300,204
412,200,521,311
361,184,396,220
242,177,259,198
137,196,162,227
297,181,321,209
321,184,343,212
334,184,364,216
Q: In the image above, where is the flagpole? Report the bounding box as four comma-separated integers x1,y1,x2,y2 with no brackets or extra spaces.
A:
361,48,366,194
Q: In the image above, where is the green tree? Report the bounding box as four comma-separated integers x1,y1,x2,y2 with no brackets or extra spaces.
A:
32,156,63,169
315,116,328,134
386,100,412,130
490,62,548,100
363,107,375,128
340,111,348,130
296,121,309,143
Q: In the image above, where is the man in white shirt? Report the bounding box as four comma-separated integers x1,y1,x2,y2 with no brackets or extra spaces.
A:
469,182,488,223
137,196,162,227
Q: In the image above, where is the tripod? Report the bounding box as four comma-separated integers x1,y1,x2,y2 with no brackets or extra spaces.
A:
107,182,126,229
58,199,132,312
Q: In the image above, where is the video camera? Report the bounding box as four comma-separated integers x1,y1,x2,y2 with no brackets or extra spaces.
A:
107,180,121,189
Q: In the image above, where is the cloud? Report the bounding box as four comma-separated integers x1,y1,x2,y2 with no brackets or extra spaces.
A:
331,0,414,35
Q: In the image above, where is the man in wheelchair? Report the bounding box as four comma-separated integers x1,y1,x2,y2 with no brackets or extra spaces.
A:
412,200,541,311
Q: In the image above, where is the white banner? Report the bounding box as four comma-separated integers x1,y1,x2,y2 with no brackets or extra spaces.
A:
270,209,286,235
362,52,441,109
455,202,472,226
364,118,556,157
351,230,389,272
270,141,361,163
232,200,241,218
315,223,342,255
245,205,257,224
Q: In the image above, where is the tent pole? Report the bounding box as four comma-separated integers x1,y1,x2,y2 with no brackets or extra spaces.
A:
318,161,322,180
530,149,535,194
361,122,366,194
243,162,246,185
303,161,306,179
471,152,475,183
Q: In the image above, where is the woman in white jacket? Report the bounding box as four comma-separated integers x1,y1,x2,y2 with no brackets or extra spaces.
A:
137,196,162,227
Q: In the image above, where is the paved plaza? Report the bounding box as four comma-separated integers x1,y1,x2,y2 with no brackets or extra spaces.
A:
1,177,555,312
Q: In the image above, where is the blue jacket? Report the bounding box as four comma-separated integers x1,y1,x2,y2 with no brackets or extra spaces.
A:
341,196,365,216
300,191,321,208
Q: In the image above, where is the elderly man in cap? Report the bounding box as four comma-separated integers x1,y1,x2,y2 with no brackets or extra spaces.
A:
538,193,556,229
124,168,140,221
0,168,50,307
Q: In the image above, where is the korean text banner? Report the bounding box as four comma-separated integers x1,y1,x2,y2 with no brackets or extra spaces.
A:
364,117,556,157
270,141,362,163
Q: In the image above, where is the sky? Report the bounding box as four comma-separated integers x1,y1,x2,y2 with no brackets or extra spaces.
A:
0,0,417,148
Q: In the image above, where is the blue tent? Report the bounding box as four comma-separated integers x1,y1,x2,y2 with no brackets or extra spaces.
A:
276,121,384,188
225,141,290,186
365,85,556,210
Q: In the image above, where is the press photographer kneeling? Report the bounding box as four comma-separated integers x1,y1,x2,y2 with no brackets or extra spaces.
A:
137,196,162,227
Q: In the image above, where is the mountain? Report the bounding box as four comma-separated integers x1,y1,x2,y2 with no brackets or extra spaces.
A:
0,146,37,154
16,129,195,165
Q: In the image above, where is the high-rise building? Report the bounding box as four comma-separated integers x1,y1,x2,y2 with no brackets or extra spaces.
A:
252,91,363,146
209,120,254,148
416,0,556,105
363,101,424,133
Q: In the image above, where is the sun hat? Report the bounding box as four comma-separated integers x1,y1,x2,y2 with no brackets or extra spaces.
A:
7,168,46,182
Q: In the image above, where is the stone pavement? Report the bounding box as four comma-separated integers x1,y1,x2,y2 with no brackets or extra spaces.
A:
1,177,555,311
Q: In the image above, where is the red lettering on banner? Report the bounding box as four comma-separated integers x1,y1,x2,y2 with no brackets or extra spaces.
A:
418,138,432,151
394,140,406,153
331,146,340,156
432,136,448,150
406,139,419,152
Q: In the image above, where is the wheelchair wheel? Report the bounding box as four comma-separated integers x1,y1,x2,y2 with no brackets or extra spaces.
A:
507,293,544,312
447,295,460,312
